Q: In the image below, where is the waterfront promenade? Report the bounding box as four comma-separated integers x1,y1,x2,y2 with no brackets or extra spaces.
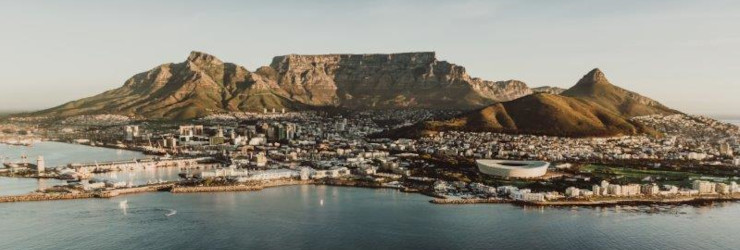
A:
431,193,740,206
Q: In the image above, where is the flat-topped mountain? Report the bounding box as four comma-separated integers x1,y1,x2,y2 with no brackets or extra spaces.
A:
269,53,531,108
34,51,532,120
386,69,678,138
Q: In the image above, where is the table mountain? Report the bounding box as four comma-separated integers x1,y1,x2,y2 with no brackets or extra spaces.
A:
269,53,531,109
34,51,532,120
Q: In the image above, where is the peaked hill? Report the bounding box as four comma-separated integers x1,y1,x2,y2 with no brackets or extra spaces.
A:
388,69,676,138
561,68,677,117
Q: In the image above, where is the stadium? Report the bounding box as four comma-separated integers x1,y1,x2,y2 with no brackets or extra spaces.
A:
476,159,550,178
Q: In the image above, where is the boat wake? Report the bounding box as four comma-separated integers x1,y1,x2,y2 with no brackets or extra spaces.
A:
165,209,177,217
119,200,129,215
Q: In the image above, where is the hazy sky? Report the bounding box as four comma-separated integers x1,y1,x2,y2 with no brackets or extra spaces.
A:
1,0,738,116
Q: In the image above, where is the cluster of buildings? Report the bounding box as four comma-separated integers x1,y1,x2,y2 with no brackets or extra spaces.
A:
398,120,738,167
433,178,740,203
193,165,353,182
434,181,552,202
565,179,740,199
4,109,739,202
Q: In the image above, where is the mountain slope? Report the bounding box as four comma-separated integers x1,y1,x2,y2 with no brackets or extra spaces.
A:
387,69,669,138
561,68,678,117
390,93,655,138
34,51,533,120
37,52,295,120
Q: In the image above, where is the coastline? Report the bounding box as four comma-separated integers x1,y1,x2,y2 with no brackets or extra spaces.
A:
430,194,740,206
3,178,740,209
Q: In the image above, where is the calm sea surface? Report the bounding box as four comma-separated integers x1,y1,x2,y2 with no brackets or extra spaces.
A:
1,141,146,167
724,119,740,126
1,142,740,250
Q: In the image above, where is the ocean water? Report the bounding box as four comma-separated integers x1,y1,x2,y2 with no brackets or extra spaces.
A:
0,141,146,168
0,186,739,250
0,177,65,196
2,142,740,249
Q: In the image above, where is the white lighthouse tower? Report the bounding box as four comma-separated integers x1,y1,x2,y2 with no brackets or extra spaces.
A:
36,156,45,173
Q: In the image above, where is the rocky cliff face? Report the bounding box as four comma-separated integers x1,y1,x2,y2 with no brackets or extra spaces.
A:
269,52,531,109
35,51,533,120
532,86,566,95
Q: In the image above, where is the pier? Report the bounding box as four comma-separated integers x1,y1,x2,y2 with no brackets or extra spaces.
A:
0,183,176,203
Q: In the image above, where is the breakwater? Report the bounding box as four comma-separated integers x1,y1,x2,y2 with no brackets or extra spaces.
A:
171,179,315,193
171,185,263,193
97,183,175,198
0,192,95,203
0,183,176,203
430,198,509,204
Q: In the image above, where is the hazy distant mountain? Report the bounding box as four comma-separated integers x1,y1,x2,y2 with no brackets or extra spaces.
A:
532,86,566,95
33,51,532,120
386,69,677,138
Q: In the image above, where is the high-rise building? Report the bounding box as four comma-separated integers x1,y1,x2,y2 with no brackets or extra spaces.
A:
565,187,580,197
623,184,641,196
162,137,177,149
608,184,622,196
124,125,139,141
716,183,730,194
692,180,715,194
592,185,601,196
179,125,204,138
641,184,659,195
277,125,287,141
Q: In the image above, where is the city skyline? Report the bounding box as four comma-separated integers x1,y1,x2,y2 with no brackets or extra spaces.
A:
1,0,739,117
3,2,740,249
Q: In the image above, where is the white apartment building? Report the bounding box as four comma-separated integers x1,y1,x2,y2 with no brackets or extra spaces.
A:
692,180,716,194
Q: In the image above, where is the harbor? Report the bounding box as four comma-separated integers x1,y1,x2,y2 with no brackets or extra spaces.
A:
2,141,740,209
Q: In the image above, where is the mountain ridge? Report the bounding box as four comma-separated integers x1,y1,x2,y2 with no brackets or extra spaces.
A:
384,68,678,138
33,51,533,120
